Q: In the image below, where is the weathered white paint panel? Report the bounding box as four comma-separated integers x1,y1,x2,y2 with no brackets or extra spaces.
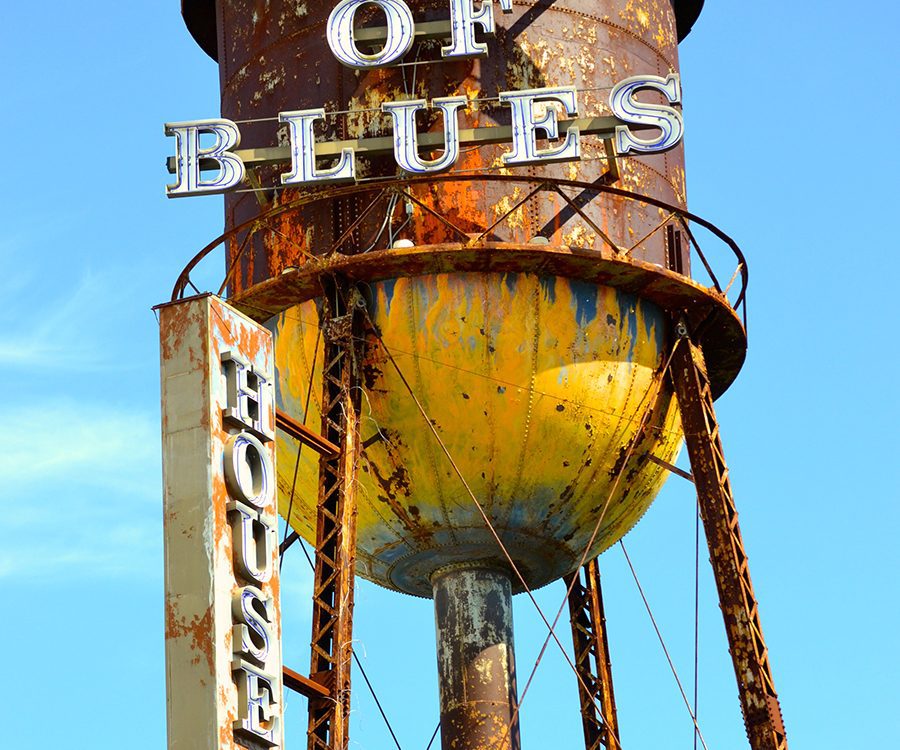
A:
159,294,282,750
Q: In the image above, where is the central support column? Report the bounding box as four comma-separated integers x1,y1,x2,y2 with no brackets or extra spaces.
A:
432,563,520,750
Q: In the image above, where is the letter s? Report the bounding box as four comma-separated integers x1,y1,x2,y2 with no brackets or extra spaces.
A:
233,586,274,665
610,74,684,155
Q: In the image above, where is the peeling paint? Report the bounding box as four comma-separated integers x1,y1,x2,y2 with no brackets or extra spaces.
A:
273,274,682,597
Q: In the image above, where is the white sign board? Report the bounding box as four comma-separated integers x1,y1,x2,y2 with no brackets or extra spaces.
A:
159,294,284,750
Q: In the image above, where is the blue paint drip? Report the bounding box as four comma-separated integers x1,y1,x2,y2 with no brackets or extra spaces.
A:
569,279,599,326
462,277,475,310
539,276,557,304
504,486,557,529
643,303,665,353
379,278,398,316
504,273,518,296
617,292,639,362
503,499,531,530
377,539,414,564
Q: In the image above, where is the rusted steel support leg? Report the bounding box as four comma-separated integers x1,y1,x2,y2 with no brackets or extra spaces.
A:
307,279,366,750
564,558,620,750
670,327,787,750
432,563,520,750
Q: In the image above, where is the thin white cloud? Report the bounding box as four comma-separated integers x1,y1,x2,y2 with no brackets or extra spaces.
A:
0,401,159,494
0,270,128,370
0,522,160,581
0,400,162,580
0,214,157,373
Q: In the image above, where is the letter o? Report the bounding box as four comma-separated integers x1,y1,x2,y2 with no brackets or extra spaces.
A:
224,433,273,509
327,0,415,68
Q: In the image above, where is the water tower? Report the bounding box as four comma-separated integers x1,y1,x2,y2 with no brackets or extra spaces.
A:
165,2,787,750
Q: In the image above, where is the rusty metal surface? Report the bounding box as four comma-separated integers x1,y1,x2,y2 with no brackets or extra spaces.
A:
670,331,788,750
433,564,520,750
276,408,340,458
173,175,748,424
171,175,749,402
306,279,366,750
172,175,748,326
645,452,694,482
231,239,745,400
200,176,749,600
284,666,332,701
182,1,707,60
194,0,690,292
163,4,794,750
564,559,620,750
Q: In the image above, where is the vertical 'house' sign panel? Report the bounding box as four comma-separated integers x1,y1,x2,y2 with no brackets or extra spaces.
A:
159,294,283,750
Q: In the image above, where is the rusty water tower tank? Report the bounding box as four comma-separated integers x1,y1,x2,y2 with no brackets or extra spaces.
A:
180,0,717,593
177,2,749,749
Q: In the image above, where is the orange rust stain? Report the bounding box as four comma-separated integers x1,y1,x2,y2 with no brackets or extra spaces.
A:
166,599,216,677
212,471,229,538
409,148,492,245
218,685,234,749
160,302,207,363
268,566,281,603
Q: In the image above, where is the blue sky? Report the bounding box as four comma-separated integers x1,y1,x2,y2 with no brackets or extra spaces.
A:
2,1,897,748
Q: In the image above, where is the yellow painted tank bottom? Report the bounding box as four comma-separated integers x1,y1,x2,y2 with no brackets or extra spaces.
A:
272,272,682,597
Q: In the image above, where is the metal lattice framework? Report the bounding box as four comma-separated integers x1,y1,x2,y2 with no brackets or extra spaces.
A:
564,559,620,750
306,278,365,750
168,174,790,750
170,174,748,330
670,327,788,750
